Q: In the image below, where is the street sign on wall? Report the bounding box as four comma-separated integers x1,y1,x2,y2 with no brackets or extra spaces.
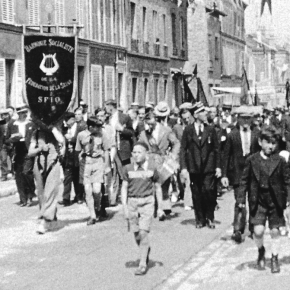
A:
23,34,77,125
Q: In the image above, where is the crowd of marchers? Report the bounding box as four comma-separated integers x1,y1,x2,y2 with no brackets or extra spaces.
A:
1,99,290,275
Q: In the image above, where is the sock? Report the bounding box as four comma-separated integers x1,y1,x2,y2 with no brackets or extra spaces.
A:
254,234,264,250
139,230,150,267
271,238,280,256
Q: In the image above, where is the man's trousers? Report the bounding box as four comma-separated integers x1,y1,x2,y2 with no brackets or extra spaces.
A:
15,156,35,204
190,173,217,224
63,166,83,202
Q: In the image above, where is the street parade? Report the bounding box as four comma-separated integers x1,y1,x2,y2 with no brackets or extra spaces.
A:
1,0,290,289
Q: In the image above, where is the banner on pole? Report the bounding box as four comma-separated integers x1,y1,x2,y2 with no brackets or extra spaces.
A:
23,35,77,125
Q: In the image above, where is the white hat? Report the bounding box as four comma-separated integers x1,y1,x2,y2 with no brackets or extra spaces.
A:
154,101,170,117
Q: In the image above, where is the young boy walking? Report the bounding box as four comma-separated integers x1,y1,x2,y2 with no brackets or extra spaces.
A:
237,126,290,273
121,142,162,275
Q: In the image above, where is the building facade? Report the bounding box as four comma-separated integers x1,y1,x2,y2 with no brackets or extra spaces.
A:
126,0,188,109
220,0,247,88
186,0,225,105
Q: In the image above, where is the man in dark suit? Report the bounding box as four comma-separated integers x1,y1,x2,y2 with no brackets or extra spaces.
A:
221,109,260,242
105,99,134,206
6,106,36,206
237,126,290,273
281,111,290,151
180,102,221,229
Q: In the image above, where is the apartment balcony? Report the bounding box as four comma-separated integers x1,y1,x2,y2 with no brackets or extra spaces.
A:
164,45,168,58
173,47,178,56
143,41,149,54
154,43,160,57
131,39,139,53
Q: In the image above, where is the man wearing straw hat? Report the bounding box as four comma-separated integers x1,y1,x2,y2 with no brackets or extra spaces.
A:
6,105,36,207
138,101,180,220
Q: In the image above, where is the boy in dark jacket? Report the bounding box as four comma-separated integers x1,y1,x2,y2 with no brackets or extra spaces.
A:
237,126,290,273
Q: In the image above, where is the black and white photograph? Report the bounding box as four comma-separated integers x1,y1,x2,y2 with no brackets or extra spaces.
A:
1,0,290,289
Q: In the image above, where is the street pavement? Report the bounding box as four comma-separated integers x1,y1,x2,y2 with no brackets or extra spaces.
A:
1,183,290,290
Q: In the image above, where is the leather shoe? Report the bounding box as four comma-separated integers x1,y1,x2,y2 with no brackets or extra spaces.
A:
159,214,166,221
20,203,27,207
207,219,215,229
77,200,83,204
232,231,242,244
257,246,266,270
135,266,147,276
27,199,33,207
196,223,205,229
271,255,280,273
87,218,97,226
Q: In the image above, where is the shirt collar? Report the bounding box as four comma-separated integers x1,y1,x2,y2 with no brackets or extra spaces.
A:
134,160,148,171
260,151,269,160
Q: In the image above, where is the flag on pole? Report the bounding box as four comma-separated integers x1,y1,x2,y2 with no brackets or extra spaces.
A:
254,84,260,106
261,0,272,15
193,64,197,76
178,0,183,7
286,81,290,108
196,78,209,107
240,67,252,105
183,75,195,103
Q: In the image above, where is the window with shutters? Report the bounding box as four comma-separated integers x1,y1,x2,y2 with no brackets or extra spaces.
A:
0,59,6,108
2,0,14,24
104,66,115,100
28,0,39,25
14,60,23,107
100,0,105,42
55,0,65,32
76,0,84,37
91,65,102,110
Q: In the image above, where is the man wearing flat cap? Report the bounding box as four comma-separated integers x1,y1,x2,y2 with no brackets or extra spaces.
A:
221,106,260,243
6,105,36,207
180,102,221,229
138,101,180,220
105,99,134,206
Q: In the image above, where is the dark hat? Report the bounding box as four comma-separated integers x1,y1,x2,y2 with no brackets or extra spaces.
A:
64,112,75,122
105,99,117,106
16,105,28,114
87,116,103,127
222,104,232,110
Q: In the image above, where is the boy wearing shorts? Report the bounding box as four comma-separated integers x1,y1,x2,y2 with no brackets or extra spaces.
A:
121,142,162,275
76,117,113,225
237,126,290,273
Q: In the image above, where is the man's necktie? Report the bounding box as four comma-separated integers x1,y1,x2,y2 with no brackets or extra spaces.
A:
244,131,250,156
89,135,95,156
198,124,203,141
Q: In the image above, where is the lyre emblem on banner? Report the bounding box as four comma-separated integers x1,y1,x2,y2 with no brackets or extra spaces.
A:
39,53,59,76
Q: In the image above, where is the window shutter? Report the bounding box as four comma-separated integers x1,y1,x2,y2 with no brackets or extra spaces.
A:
105,66,115,101
0,59,6,108
28,0,39,25
2,0,14,23
91,65,102,110
55,0,65,32
15,60,23,107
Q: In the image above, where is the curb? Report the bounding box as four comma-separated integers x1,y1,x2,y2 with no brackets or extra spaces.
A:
0,181,17,199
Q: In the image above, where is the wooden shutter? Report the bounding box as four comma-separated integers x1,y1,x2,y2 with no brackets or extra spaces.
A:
105,66,115,101
91,65,102,109
0,59,6,108
28,0,39,25
15,60,23,107
55,0,65,32
2,0,14,23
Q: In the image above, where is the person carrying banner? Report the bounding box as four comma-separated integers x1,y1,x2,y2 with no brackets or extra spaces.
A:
28,125,65,234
